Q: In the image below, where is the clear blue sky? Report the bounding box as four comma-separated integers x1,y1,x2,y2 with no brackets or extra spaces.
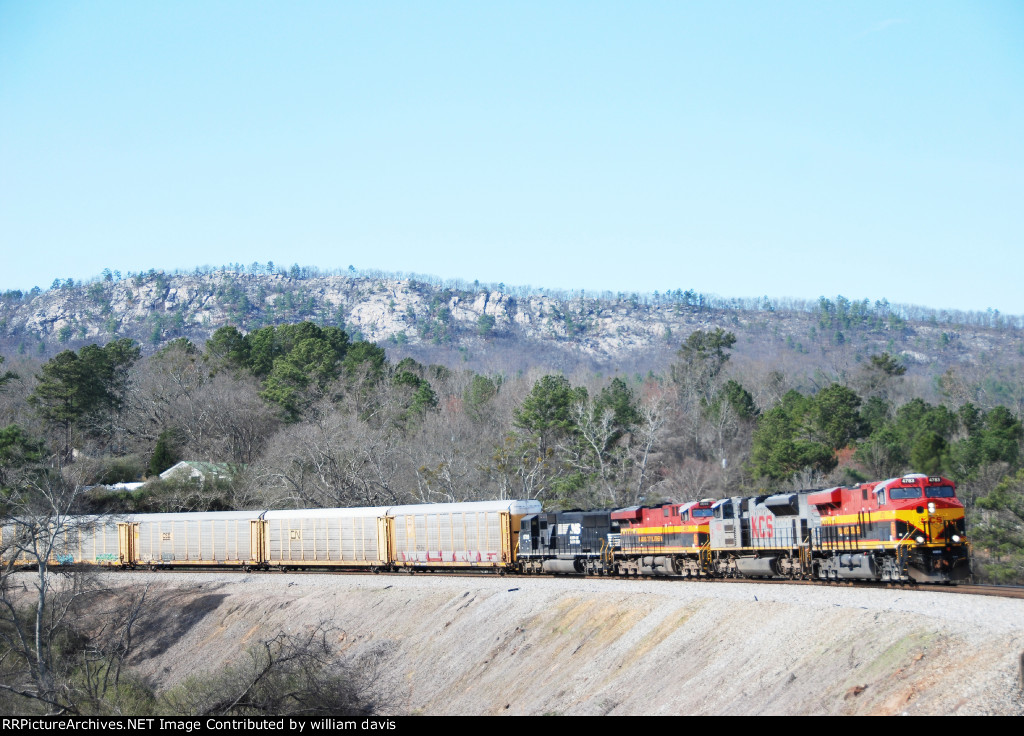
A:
2,1,1022,314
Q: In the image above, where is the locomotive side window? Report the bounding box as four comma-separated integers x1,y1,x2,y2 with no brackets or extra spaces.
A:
925,485,956,498
890,486,922,500
876,489,886,505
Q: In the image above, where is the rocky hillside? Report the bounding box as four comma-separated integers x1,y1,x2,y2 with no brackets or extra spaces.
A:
2,269,1022,378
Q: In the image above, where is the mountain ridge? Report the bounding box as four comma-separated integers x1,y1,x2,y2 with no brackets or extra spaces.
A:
2,270,1022,382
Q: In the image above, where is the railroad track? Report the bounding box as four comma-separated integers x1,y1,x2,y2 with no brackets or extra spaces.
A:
920,583,1024,599
114,566,1024,599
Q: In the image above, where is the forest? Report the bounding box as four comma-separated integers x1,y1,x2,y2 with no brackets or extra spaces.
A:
2,319,1024,714
1,320,1022,585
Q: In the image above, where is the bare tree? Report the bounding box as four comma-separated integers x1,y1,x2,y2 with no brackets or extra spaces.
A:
129,354,278,467
623,387,671,506
0,460,152,715
161,622,385,716
564,399,617,504
411,407,497,503
252,390,415,509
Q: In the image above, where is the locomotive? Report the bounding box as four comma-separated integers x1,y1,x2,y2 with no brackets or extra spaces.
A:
1,475,970,585
808,473,969,583
518,474,969,584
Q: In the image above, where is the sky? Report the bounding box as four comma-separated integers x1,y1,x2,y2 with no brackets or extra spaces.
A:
1,1,1022,314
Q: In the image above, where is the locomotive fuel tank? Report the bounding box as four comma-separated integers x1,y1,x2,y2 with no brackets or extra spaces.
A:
834,553,880,580
542,559,585,574
734,557,778,577
638,556,678,575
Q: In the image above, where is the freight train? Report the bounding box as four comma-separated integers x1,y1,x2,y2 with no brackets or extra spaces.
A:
0,474,970,585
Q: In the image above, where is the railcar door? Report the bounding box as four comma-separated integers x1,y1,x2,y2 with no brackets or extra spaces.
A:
250,520,268,565
118,522,137,567
500,512,512,563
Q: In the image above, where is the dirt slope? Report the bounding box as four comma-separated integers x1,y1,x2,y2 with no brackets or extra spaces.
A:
107,572,1024,716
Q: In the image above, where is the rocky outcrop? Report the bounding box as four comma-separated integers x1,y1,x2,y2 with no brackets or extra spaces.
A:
0,272,1017,370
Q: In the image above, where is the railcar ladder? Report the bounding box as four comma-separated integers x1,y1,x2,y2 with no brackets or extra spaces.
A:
601,539,614,569
699,541,712,575
798,539,812,577
896,542,911,580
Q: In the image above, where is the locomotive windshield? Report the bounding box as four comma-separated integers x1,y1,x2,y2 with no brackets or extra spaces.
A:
691,508,714,518
889,486,922,500
925,485,956,498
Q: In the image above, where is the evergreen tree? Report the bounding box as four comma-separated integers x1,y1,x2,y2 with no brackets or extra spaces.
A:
749,390,839,481
29,351,95,456
0,355,17,390
910,431,948,476
28,340,140,457
809,384,865,450
514,375,587,447
0,424,45,492
149,430,181,476
675,328,736,381
463,374,499,421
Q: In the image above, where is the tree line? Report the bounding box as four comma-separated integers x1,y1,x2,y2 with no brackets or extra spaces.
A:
3,320,1024,713
1,325,1022,584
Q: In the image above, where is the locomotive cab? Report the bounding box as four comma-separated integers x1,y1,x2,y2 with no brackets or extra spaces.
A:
811,474,970,583
709,497,746,549
886,475,970,582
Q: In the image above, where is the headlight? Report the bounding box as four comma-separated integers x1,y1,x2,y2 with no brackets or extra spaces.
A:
915,535,925,544
951,534,961,542
927,502,936,514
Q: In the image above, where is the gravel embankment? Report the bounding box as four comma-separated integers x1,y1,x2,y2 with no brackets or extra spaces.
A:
47,572,1024,715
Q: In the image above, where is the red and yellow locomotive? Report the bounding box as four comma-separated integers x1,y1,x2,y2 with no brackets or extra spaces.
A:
809,473,969,583
611,499,715,577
